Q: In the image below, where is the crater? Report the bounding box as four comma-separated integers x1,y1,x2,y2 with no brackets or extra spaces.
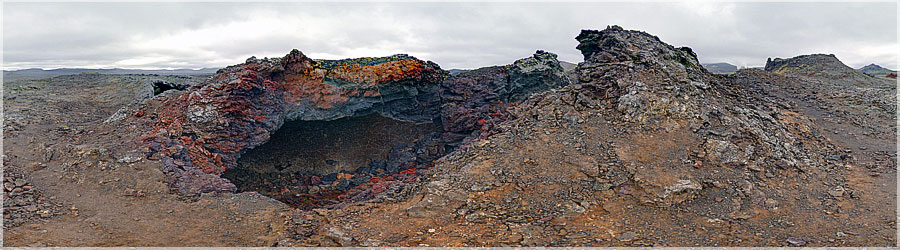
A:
222,113,445,210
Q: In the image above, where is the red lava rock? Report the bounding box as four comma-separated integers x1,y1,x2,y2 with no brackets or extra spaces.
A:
124,188,144,197
128,47,570,211
139,51,444,194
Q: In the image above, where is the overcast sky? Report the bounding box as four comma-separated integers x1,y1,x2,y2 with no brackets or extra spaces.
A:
3,2,898,70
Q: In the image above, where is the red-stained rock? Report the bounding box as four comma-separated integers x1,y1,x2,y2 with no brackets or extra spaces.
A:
140,50,445,194
132,48,570,197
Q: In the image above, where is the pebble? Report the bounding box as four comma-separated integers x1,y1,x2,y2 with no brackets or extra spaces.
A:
827,187,845,197
747,165,762,172
508,233,523,243
617,231,637,241
786,237,807,246
566,232,589,239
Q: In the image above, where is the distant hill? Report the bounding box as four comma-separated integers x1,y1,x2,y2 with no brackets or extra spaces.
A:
558,61,577,72
559,61,578,82
858,64,897,79
765,54,888,86
702,62,738,74
3,67,220,81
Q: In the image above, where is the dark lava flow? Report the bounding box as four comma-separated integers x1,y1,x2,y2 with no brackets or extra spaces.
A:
223,114,449,210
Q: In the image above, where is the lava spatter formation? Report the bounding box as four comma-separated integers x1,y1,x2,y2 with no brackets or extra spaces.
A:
130,48,570,209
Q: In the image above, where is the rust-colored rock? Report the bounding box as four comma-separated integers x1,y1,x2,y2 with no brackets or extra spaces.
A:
134,48,571,196
139,50,445,194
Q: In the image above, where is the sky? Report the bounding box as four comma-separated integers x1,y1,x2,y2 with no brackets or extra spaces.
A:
2,2,898,70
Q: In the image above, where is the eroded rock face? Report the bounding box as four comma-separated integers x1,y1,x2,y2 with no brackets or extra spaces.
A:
139,50,445,194
574,25,714,124
440,50,571,136
130,48,571,196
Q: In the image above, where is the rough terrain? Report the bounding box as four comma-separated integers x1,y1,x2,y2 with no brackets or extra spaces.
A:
3,26,896,247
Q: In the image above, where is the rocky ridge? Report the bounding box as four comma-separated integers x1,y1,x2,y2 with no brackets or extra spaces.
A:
765,54,882,86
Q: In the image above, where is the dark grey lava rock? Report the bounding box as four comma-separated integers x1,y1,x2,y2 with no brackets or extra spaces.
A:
440,50,571,134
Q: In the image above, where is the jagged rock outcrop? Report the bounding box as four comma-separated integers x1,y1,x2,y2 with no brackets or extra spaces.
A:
125,48,571,197
138,50,445,194
440,50,571,136
574,25,715,123
566,26,842,208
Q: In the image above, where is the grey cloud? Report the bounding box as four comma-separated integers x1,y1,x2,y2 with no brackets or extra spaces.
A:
3,2,897,70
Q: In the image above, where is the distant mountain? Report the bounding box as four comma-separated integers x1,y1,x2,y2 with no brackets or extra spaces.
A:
702,62,738,74
3,67,220,81
446,69,470,76
858,64,897,79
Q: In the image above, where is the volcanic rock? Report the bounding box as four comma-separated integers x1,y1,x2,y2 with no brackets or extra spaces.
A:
765,54,883,86
755,53,896,154
128,45,571,198
293,25,888,246
138,50,445,194
440,50,571,135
